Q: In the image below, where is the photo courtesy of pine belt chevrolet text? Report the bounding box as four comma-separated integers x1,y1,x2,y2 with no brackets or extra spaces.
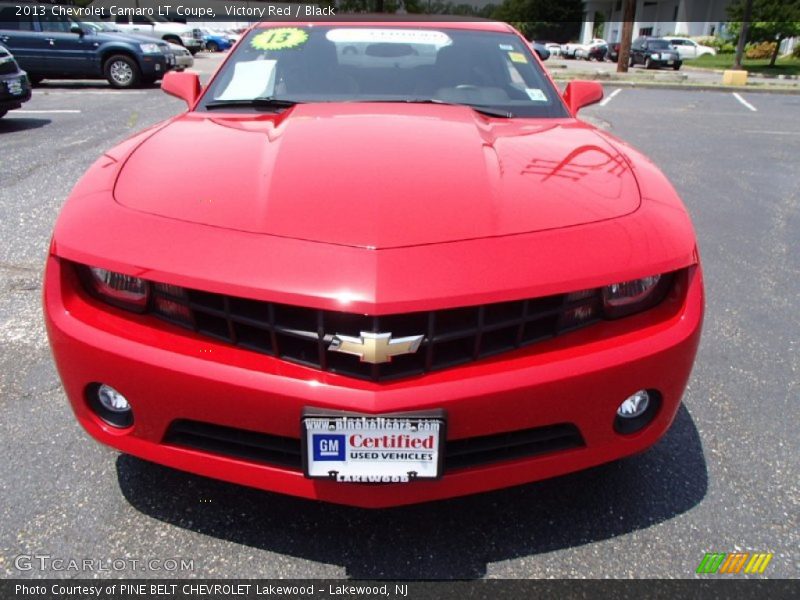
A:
43,20,704,508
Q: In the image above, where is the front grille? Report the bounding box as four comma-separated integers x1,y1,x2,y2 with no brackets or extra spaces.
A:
163,420,585,473
151,286,601,382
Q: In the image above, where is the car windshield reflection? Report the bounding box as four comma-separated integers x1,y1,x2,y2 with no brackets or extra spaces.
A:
200,26,568,119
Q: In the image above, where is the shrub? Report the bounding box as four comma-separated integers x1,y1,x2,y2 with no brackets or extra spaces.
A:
745,41,777,59
695,36,735,53
793,44,800,58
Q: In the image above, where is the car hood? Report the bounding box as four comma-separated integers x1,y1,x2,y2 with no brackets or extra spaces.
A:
86,31,157,46
113,104,641,249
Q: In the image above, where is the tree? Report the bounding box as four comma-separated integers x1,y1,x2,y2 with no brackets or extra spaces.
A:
492,0,583,42
616,0,636,73
728,0,800,66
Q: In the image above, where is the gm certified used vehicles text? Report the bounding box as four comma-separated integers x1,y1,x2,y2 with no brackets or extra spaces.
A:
45,21,704,508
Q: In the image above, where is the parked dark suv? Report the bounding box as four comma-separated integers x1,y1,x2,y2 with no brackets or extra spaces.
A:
0,43,30,118
630,37,682,70
0,1,171,88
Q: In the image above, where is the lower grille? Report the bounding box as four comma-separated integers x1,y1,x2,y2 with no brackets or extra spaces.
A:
445,424,585,471
164,420,301,469
163,420,585,474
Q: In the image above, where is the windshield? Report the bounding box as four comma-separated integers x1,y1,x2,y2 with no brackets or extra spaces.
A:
200,26,569,118
648,40,672,49
83,22,115,33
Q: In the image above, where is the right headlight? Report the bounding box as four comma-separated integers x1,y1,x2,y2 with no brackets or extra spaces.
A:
81,266,150,312
139,43,161,54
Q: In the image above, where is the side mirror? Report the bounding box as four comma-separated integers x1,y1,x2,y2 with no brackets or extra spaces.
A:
161,70,201,108
533,43,550,61
70,25,84,36
562,80,604,115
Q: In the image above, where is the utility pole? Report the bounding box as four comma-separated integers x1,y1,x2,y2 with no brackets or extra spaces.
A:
616,0,636,73
734,0,754,69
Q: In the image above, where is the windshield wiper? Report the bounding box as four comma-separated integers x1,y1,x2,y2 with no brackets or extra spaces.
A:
359,98,514,118
204,97,302,110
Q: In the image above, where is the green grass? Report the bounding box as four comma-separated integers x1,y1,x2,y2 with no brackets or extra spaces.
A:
688,53,800,76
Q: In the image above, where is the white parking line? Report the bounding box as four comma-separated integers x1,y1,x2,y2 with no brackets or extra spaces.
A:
732,92,757,112
39,91,148,95
599,88,622,107
744,130,800,136
12,110,81,114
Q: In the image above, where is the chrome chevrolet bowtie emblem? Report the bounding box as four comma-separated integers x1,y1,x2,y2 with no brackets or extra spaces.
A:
328,332,424,364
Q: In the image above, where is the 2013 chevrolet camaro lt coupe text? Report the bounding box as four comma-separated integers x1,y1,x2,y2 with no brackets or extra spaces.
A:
44,21,704,508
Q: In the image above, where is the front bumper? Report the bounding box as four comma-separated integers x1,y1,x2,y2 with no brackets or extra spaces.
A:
172,54,193,70
45,258,703,508
0,71,31,111
651,56,681,65
139,55,169,78
181,38,203,50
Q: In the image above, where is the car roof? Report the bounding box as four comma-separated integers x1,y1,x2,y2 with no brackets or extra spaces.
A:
253,19,513,33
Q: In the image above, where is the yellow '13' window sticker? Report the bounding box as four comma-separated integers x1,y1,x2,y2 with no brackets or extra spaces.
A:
508,52,528,64
251,28,310,51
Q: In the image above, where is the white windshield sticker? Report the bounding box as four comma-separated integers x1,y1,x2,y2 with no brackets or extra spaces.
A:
525,88,548,102
325,28,452,48
216,60,276,101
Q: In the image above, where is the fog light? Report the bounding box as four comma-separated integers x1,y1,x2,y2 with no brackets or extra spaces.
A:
87,383,133,428
617,390,650,419
97,384,130,413
614,389,661,435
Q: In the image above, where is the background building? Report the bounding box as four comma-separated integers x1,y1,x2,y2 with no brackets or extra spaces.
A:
580,0,734,43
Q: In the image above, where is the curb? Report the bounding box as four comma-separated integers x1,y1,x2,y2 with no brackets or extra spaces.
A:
550,76,800,94
681,65,800,80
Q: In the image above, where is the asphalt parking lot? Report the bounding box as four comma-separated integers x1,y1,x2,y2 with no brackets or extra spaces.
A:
1,52,798,579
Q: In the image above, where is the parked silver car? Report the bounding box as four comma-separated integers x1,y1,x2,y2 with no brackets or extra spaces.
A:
166,42,193,71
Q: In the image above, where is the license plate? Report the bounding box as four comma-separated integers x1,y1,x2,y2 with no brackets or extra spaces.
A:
6,77,23,96
303,413,444,483
666,60,674,64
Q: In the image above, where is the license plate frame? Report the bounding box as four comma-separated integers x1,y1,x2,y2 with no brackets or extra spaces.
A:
302,409,446,483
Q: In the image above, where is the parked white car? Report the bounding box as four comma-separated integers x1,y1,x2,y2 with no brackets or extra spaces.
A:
561,38,606,58
575,40,608,60
101,14,204,55
543,42,562,57
661,37,716,59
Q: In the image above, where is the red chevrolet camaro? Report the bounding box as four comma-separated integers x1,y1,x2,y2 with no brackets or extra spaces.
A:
44,21,703,507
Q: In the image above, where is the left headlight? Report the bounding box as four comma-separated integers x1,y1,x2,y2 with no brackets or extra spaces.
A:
139,43,161,54
82,266,150,312
602,274,671,318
